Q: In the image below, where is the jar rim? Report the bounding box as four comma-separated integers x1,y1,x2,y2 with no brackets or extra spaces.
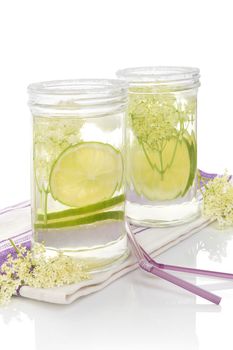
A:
116,66,200,86
28,79,128,117
28,79,127,98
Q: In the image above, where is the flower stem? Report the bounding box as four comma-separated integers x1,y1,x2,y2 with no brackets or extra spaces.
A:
164,135,180,173
141,142,154,171
159,151,164,180
9,239,21,255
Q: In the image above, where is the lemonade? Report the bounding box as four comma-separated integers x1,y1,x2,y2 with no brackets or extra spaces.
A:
29,80,128,270
117,67,200,226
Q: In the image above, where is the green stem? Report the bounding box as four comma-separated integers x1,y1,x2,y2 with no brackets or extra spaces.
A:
165,112,192,172
161,140,167,152
143,142,162,175
9,239,21,256
165,135,180,171
159,151,164,180
141,142,154,171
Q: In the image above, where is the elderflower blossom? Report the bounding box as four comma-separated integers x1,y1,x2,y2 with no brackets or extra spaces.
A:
0,242,90,305
34,116,83,190
128,89,195,151
202,173,233,227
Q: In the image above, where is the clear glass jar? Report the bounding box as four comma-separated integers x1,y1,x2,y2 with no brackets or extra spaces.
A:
28,79,128,271
116,67,200,227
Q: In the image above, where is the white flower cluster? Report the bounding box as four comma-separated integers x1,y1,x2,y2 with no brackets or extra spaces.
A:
34,116,83,191
0,242,90,305
202,173,233,227
128,88,195,152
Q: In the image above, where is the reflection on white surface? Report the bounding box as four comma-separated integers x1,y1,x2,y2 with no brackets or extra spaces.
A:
1,225,233,350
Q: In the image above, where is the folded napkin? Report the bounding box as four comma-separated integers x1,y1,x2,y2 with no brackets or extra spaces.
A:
0,201,210,304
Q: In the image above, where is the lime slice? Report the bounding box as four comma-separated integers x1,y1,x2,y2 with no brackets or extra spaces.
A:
129,137,191,200
36,194,125,222
50,142,123,207
34,211,124,229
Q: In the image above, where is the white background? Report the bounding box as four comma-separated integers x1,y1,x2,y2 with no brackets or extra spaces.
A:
0,0,233,207
1,2,233,350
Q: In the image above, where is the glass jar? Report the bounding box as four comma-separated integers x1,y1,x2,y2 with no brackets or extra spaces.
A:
116,67,200,227
28,79,128,271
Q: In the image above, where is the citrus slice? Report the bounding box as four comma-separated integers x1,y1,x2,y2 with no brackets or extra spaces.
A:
37,194,125,222
129,137,191,200
35,211,124,229
50,142,123,207
182,131,197,196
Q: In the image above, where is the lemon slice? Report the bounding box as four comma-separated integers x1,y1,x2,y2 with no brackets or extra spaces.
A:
50,142,123,207
129,137,191,200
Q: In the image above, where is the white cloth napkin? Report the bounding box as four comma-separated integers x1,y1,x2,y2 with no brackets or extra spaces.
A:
0,203,210,304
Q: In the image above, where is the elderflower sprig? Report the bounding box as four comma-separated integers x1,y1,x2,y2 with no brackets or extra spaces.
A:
129,92,179,147
128,88,195,151
202,172,233,227
0,242,90,305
